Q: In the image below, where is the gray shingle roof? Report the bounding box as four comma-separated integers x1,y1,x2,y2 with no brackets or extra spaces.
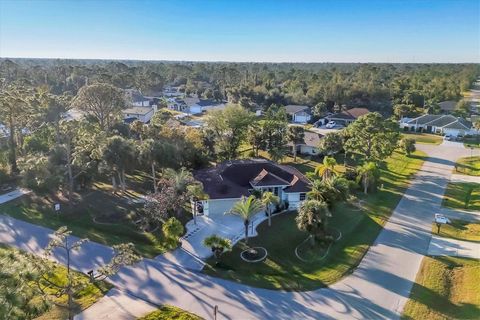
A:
407,115,472,129
194,159,311,199
285,105,311,115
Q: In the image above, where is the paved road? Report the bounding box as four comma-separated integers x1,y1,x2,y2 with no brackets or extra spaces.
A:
1,141,479,319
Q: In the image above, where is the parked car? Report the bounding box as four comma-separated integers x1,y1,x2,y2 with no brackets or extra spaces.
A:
326,121,336,129
456,135,464,141
434,213,451,224
444,135,453,141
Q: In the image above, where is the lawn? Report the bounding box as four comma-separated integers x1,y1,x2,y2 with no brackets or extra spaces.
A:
402,256,480,320
139,306,203,320
442,182,480,211
204,150,427,290
432,219,480,242
0,244,112,320
402,132,443,145
0,181,179,258
454,156,480,176
464,137,480,149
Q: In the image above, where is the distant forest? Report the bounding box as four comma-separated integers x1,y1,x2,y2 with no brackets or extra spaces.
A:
1,58,479,115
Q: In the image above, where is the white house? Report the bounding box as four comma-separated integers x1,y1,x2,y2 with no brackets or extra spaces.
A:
400,114,477,137
285,105,312,123
167,97,187,112
125,89,150,107
288,131,323,156
194,159,311,219
319,107,370,126
122,106,156,123
186,98,226,115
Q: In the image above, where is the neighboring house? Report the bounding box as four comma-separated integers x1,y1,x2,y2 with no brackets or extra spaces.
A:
122,106,157,123
125,89,150,107
400,114,477,137
163,86,183,97
285,105,312,123
438,101,457,114
322,107,370,126
187,98,226,114
288,131,323,156
194,159,311,218
167,97,187,112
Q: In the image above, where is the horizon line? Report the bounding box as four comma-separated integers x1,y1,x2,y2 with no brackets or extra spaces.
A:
2,56,479,65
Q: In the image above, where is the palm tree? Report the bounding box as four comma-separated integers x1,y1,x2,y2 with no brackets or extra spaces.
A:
230,196,264,244
261,191,280,226
308,176,350,209
314,156,338,181
296,199,331,246
203,235,232,262
357,162,379,194
287,125,305,162
163,167,194,194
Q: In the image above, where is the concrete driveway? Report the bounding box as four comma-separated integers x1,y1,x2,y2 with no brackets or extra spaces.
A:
181,212,268,261
428,235,480,259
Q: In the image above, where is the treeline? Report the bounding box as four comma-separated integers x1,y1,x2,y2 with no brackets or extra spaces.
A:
1,58,478,114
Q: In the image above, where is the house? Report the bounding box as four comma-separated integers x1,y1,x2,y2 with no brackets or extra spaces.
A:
285,105,312,123
288,131,323,156
186,98,226,114
400,114,477,137
162,86,183,97
438,101,458,113
322,107,370,126
122,106,157,123
194,159,311,219
167,97,187,112
125,89,150,107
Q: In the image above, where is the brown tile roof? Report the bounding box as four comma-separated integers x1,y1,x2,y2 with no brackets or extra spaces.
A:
342,107,370,119
194,159,311,199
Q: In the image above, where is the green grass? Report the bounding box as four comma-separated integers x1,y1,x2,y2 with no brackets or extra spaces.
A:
402,256,480,320
464,137,480,149
402,132,443,145
455,156,480,176
443,182,480,211
204,150,427,291
0,184,178,258
138,306,202,320
432,219,480,242
0,244,112,320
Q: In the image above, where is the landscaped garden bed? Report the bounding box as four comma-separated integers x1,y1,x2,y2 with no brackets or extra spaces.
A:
138,306,203,320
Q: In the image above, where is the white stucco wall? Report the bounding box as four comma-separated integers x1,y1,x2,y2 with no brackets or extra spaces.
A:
293,113,311,123
300,145,318,155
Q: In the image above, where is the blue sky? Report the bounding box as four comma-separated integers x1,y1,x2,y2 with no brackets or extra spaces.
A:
0,0,478,62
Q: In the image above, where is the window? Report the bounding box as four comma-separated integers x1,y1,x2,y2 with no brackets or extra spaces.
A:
273,187,279,196
299,193,306,201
